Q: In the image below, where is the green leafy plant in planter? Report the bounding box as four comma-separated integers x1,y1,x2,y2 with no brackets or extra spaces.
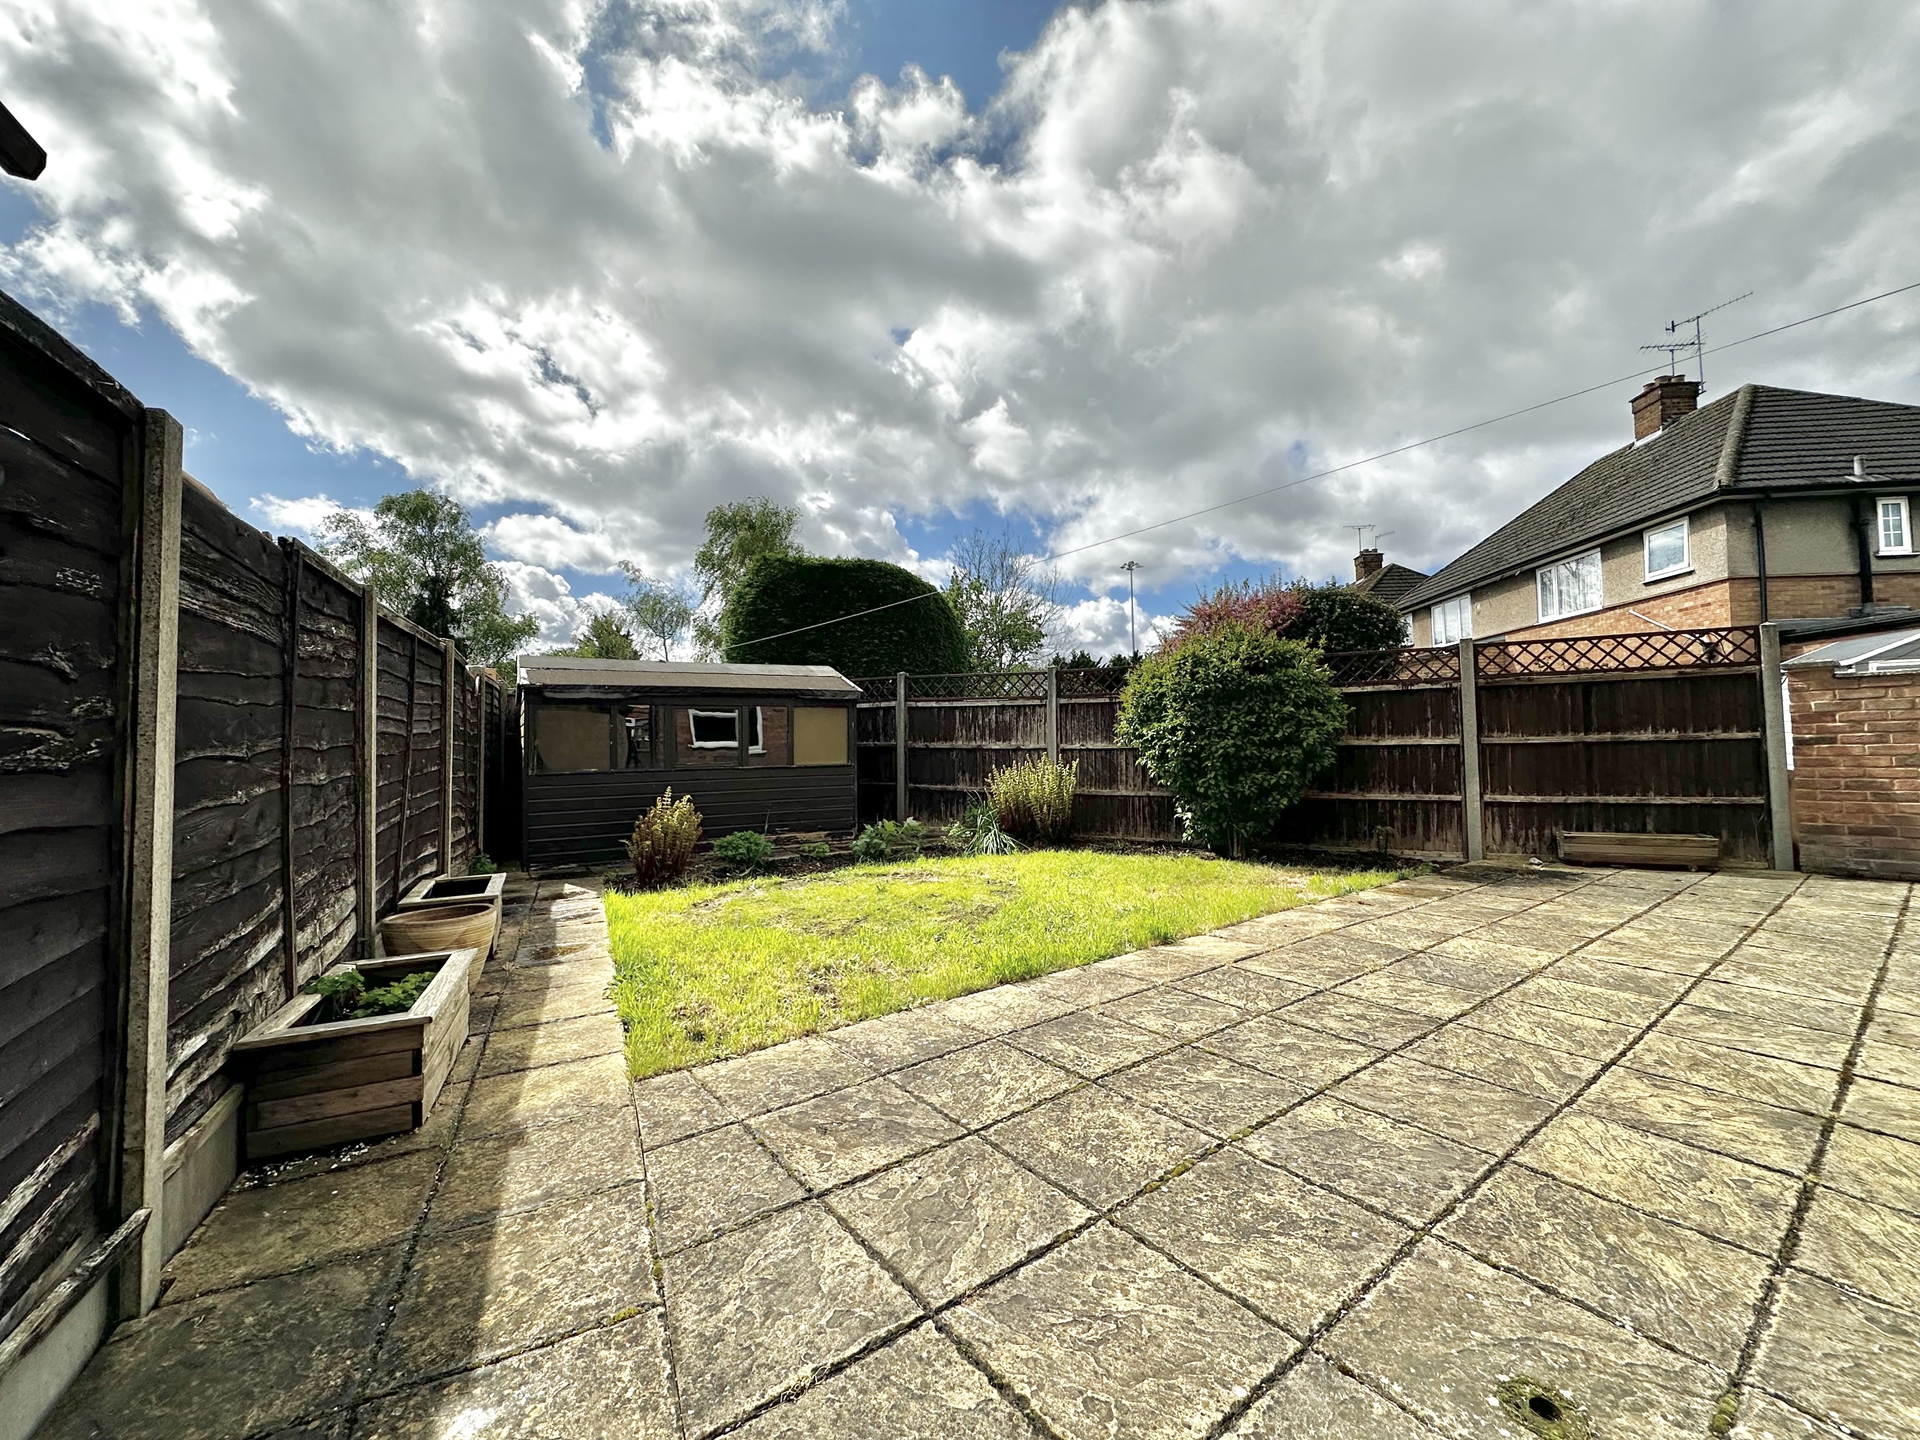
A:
948,799,1021,856
302,967,437,1021
468,853,498,875
713,830,776,871
851,818,928,864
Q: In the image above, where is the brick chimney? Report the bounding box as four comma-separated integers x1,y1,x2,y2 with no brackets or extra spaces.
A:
1632,375,1701,440
1354,548,1383,582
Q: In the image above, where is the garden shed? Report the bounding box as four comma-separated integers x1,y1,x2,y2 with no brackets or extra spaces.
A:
517,656,861,869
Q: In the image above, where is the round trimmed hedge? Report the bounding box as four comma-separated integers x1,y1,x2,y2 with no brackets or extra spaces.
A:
721,556,968,676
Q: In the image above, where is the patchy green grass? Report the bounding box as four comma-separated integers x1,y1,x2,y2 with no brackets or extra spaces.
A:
605,850,1404,1078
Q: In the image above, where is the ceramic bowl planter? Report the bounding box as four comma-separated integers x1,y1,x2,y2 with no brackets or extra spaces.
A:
379,902,499,970
232,948,476,1160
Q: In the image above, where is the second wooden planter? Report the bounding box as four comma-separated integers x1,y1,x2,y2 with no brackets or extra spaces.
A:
232,948,477,1160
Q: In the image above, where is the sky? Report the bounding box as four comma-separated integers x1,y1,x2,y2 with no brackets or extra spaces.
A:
3,0,1918,656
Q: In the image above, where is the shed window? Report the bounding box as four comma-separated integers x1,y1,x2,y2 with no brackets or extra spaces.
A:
534,704,611,772
1431,595,1472,646
1643,519,1690,580
793,706,849,765
690,707,763,752
622,706,655,768
1879,496,1912,555
1536,549,1602,621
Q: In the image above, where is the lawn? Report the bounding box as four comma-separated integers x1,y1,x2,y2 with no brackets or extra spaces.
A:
604,850,1403,1077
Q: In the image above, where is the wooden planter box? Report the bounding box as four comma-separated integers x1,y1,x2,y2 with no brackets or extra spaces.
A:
232,948,477,1160
398,871,507,908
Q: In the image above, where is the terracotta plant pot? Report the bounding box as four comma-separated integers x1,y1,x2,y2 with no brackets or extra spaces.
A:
380,902,499,964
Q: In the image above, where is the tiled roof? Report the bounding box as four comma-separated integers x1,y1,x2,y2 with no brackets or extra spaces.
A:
1350,562,1427,605
1399,385,1920,612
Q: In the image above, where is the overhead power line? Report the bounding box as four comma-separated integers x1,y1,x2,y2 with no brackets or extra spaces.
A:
725,279,1920,652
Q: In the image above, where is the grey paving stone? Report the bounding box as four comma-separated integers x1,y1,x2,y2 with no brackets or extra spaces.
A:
1712,954,1878,1007
1855,1040,1920,1091
935,979,1080,1034
459,1051,633,1139
1200,1014,1382,1088
1401,1024,1597,1101
662,1202,919,1436
1547,954,1693,1000
948,1222,1287,1440
430,1109,644,1231
695,1036,874,1120
1842,1075,1920,1144
825,1008,981,1074
1332,972,1480,1021
631,1067,728,1146
1099,986,1246,1040
1121,1147,1405,1335
1751,1273,1920,1440
1506,972,1671,1027
1327,1245,1726,1440
36,1250,401,1440
1330,1055,1556,1153
749,1077,965,1189
1624,1030,1839,1116
1006,1008,1168,1077
1657,1003,1854,1070
490,976,616,1031
1243,1096,1488,1224
1793,1184,1920,1314
1281,993,1434,1048
1517,1110,1800,1253
986,1086,1210,1209
1101,1045,1308,1137
1237,1353,1442,1438
1385,950,1534,995
730,1322,1030,1440
374,1188,655,1388
648,1122,806,1253
1724,1389,1852,1439
1461,994,1640,1061
1173,963,1316,1012
1241,939,1405,986
352,1312,677,1439
1575,1067,1826,1176
832,1136,1090,1304
1440,1165,1768,1369
893,1039,1079,1125
1689,980,1861,1036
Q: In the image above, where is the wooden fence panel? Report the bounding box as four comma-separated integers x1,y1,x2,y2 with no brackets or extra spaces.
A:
288,557,362,983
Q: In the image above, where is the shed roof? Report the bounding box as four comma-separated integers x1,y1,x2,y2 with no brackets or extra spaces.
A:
1782,627,1920,675
1399,384,1920,613
519,656,861,696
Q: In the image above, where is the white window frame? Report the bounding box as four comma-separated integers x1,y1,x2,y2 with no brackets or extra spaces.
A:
1642,518,1691,582
1535,549,1603,622
689,706,765,752
1430,594,1472,646
1877,496,1912,556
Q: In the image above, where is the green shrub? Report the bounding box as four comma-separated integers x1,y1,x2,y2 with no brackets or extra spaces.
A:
986,757,1077,844
802,841,834,858
468,853,498,876
303,967,437,1020
948,798,1021,856
713,830,776,870
1289,583,1407,652
1116,624,1346,854
721,555,968,675
851,818,928,864
626,789,702,887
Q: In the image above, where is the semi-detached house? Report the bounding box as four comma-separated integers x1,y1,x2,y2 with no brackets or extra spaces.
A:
1399,377,1920,645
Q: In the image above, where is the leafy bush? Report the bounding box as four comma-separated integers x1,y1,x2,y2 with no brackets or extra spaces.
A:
303,967,437,1020
626,789,703,887
851,818,928,864
721,556,968,675
468,853,498,876
802,841,834,858
713,830,776,870
1116,624,1347,854
948,799,1021,856
986,757,1077,844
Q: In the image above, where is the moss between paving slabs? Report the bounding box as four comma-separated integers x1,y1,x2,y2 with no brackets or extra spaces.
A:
606,850,1403,1077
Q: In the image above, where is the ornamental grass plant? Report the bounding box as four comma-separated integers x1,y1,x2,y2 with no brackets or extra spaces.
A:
986,756,1077,844
625,788,702,887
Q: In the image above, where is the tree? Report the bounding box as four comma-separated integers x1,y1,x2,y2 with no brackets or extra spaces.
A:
319,490,538,667
1116,624,1346,854
1161,574,1404,654
692,498,804,657
617,563,695,660
552,612,639,659
722,555,968,675
944,529,1061,670
1289,582,1407,652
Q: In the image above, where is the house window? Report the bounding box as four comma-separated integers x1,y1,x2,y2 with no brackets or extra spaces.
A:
689,707,764,752
1643,519,1690,580
1536,549,1602,621
1431,595,1472,646
1879,497,1912,556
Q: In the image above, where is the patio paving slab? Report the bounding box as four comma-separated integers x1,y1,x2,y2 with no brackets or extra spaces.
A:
1750,1273,1920,1440
1237,1353,1442,1437
984,1085,1210,1209
749,1076,965,1189
892,1038,1079,1125
1243,1097,1490,1225
1100,1044,1308,1137
648,1122,807,1253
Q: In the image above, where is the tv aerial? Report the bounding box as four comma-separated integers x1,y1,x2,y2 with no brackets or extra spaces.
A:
1640,292,1752,392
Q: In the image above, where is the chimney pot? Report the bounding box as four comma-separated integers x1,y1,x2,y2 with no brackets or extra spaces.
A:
1631,375,1701,440
1354,548,1384,582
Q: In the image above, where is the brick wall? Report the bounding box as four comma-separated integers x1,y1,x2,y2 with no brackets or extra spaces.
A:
1504,573,1920,642
1787,667,1920,880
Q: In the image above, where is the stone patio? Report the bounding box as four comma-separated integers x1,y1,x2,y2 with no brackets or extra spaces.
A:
37,864,1920,1439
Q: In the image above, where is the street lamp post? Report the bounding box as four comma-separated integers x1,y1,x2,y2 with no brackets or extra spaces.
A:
1120,560,1141,659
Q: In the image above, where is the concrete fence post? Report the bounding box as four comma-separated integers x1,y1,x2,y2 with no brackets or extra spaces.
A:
894,672,909,821
359,588,379,953
120,409,182,1319
1759,623,1797,871
1457,637,1485,862
1046,667,1060,764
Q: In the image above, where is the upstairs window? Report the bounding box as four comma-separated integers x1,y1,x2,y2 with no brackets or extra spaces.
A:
1431,594,1472,646
1643,519,1690,580
1536,549,1602,621
1879,496,1912,556
689,707,764,752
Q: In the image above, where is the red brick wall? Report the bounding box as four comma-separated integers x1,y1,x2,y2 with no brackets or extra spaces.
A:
1787,668,1920,881
1504,573,1920,642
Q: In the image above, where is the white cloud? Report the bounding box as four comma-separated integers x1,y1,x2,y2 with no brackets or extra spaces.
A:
1049,594,1169,659
495,561,623,649
251,492,351,540
4,0,1919,605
